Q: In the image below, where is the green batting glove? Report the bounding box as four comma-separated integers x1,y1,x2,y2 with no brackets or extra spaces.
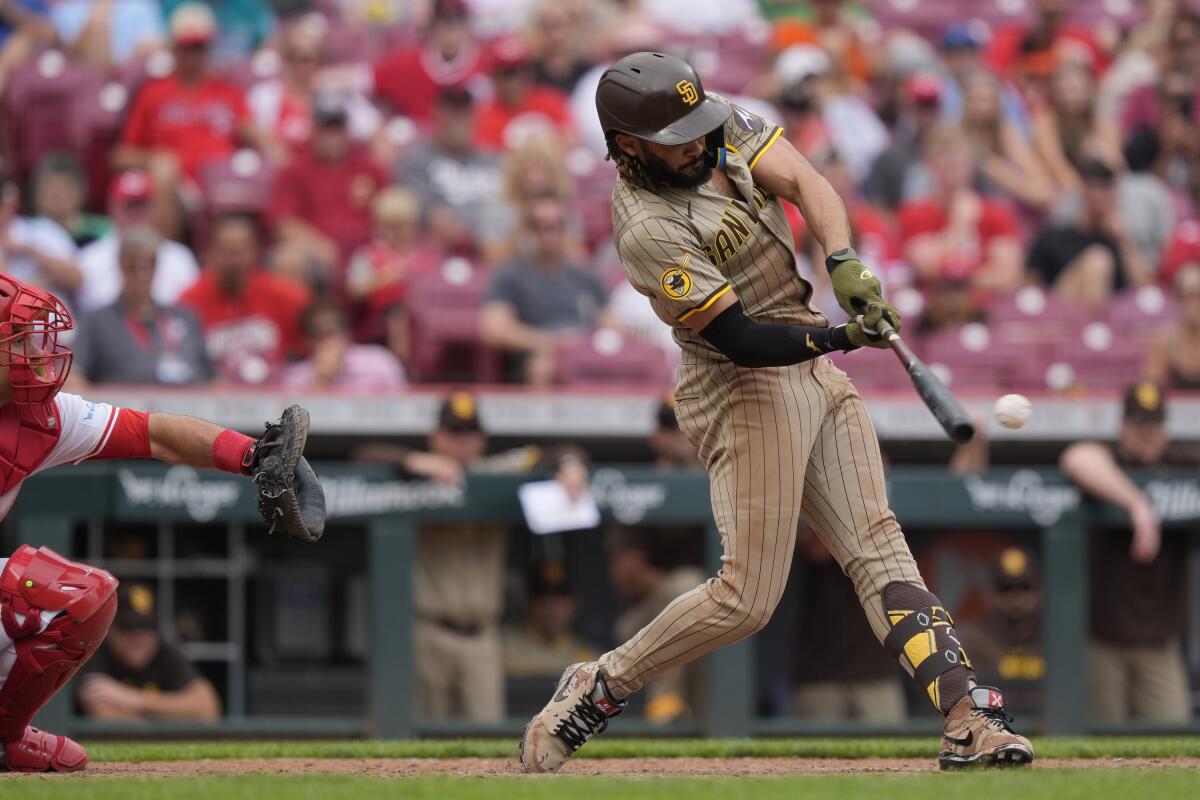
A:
861,298,901,336
826,248,900,332
844,317,889,350
844,301,902,349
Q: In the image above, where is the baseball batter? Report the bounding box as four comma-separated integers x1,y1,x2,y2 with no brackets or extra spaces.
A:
520,53,1034,772
0,273,323,772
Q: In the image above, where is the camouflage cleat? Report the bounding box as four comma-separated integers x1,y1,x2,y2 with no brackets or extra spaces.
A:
939,686,1035,770
520,662,625,774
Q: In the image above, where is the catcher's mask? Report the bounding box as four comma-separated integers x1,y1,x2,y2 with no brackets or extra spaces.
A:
596,51,731,169
0,272,74,405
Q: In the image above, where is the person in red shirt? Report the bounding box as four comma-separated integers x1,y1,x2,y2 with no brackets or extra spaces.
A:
898,123,1025,294
371,0,487,125
179,213,310,384
474,36,576,152
269,93,387,288
113,3,275,238
345,186,440,343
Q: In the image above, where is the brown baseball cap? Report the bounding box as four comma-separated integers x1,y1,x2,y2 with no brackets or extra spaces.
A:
1123,380,1167,425
438,391,481,433
993,547,1037,592
114,583,159,631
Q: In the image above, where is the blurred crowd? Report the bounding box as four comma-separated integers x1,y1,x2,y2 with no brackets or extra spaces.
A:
2,0,1200,395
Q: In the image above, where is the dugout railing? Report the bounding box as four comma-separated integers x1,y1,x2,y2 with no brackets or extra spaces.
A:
6,464,1199,738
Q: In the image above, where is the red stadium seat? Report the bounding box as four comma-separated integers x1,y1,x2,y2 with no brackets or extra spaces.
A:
986,287,1092,348
78,80,133,212
1106,286,1176,339
405,257,498,383
1052,321,1148,391
2,51,103,185
826,346,912,392
200,151,278,215
918,323,1019,392
554,329,671,387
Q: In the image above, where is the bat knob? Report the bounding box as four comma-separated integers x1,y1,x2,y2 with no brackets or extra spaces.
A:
950,420,976,444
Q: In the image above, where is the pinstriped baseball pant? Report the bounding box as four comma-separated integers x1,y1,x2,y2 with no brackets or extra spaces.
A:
599,357,926,698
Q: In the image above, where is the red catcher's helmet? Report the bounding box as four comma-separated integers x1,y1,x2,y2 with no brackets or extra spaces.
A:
0,273,73,405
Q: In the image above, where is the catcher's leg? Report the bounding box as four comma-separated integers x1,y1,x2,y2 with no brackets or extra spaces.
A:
0,546,118,773
521,364,818,773
802,361,1033,768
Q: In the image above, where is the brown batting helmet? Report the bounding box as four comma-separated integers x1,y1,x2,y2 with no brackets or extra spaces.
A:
596,52,730,165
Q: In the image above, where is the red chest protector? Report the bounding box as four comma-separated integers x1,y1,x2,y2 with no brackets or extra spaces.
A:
0,400,61,497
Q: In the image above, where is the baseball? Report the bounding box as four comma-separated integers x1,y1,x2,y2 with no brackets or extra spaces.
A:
993,394,1032,429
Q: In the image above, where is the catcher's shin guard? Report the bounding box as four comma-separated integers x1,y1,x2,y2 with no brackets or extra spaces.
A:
0,546,118,746
881,582,974,714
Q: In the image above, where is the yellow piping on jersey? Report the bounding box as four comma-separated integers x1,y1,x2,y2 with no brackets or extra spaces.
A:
724,143,740,155
747,127,784,170
678,283,732,322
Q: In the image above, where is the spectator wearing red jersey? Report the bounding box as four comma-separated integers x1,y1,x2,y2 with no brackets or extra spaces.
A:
269,93,386,289
113,3,276,238
898,124,1024,294
179,213,310,384
474,36,575,153
345,187,439,343
371,0,487,125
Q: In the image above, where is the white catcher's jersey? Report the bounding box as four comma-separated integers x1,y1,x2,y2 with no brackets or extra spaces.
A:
0,393,123,521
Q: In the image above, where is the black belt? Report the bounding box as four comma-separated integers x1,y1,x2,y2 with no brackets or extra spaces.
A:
418,614,487,637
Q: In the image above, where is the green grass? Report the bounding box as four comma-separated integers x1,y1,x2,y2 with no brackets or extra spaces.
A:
12,772,1200,800
82,736,1200,763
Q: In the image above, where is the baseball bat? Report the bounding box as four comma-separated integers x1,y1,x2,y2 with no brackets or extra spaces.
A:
876,320,975,444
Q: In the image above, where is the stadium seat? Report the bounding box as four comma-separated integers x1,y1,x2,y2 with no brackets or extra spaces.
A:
918,323,1017,391
79,81,133,211
405,257,499,383
1106,286,1176,339
986,287,1091,349
200,151,278,216
2,51,103,184
554,328,671,387
832,347,912,393
1052,320,1148,390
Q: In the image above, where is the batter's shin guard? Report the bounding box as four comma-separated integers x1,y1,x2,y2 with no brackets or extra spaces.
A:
880,582,975,715
0,546,118,746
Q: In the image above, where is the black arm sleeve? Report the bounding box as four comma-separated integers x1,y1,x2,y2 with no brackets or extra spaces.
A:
699,303,856,368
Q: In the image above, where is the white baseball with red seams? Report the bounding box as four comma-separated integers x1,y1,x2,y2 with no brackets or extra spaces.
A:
993,394,1033,429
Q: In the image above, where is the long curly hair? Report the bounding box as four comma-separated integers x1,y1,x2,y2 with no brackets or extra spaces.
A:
605,133,657,191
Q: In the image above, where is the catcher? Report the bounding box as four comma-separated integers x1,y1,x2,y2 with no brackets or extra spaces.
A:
0,272,325,772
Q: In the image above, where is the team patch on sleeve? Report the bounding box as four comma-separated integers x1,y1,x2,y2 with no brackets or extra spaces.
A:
660,254,694,300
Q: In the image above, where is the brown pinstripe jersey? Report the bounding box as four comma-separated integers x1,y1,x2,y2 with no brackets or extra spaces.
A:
612,93,827,362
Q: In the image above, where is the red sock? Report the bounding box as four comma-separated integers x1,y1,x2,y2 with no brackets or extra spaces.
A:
212,430,255,475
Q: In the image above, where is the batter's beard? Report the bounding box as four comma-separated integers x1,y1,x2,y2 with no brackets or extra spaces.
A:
639,150,711,190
